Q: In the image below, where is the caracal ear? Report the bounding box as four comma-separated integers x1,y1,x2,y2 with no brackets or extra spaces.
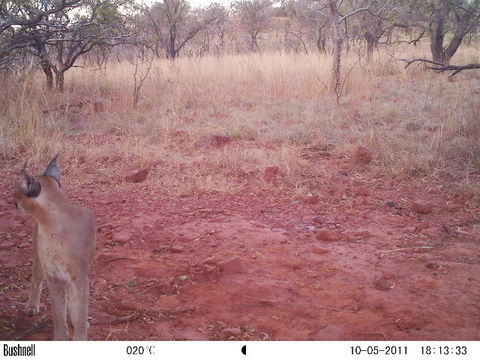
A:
20,168,41,198
43,153,61,187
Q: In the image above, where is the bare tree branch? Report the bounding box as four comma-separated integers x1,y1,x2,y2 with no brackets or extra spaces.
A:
400,58,480,78
0,1,81,33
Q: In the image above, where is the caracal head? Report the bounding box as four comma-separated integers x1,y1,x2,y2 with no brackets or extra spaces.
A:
13,155,62,213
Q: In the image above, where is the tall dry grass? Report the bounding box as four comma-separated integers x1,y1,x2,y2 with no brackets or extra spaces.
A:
1,44,479,195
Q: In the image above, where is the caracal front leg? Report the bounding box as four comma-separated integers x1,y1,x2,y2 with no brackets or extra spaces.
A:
47,278,68,340
67,280,89,340
25,224,44,315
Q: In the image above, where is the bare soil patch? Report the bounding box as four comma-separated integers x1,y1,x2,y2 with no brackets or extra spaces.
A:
1,156,479,341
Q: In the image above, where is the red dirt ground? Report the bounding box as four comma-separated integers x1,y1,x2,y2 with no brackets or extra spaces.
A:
1,155,479,341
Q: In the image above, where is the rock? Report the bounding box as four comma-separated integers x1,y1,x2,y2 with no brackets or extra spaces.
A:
117,300,140,311
315,229,339,242
124,167,149,183
405,123,422,132
374,277,395,291
169,245,184,253
344,230,371,239
385,201,399,208
112,230,131,244
426,263,444,271
412,200,433,214
355,186,370,196
263,166,279,184
223,327,242,337
93,101,105,113
312,246,330,254
354,146,374,164
304,194,319,205
312,216,326,225
420,227,441,237
415,223,430,231
219,256,243,274
404,226,416,234
170,130,188,138
150,282,173,296
447,204,462,212
206,134,232,148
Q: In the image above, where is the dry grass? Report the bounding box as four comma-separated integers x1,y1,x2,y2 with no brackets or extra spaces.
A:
1,44,479,195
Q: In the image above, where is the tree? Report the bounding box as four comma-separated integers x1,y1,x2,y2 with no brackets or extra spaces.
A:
316,0,383,102
0,1,82,71
1,1,132,91
287,0,329,53
232,0,273,52
396,0,480,63
144,0,224,59
427,0,480,63
348,0,395,61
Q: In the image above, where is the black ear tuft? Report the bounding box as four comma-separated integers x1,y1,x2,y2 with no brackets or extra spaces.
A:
43,154,61,187
22,173,42,198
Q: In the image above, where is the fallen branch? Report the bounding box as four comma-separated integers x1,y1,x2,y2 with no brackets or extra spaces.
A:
318,305,358,313
101,257,136,264
399,58,480,78
378,246,434,258
13,323,51,340
92,312,140,326
42,100,90,114
158,307,195,316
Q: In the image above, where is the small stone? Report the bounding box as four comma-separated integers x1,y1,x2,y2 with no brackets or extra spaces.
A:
312,246,330,254
169,245,184,253
415,222,430,231
219,256,243,274
412,200,433,214
223,327,241,337
354,146,374,164
405,226,416,233
420,227,441,237
374,278,395,291
263,166,279,184
117,300,140,311
344,230,371,239
447,204,462,212
125,167,149,183
304,194,319,205
356,186,370,196
385,201,399,208
426,263,443,271
93,101,105,113
112,230,131,244
315,229,339,242
205,134,232,148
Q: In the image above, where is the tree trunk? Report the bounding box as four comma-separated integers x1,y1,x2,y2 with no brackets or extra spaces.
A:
251,34,259,52
55,71,65,92
40,60,54,90
167,26,177,59
34,42,53,90
316,28,327,54
444,24,469,64
366,35,376,62
429,0,449,63
328,0,344,100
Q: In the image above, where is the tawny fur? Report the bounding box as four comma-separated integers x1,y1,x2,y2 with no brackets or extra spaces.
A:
13,163,96,341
